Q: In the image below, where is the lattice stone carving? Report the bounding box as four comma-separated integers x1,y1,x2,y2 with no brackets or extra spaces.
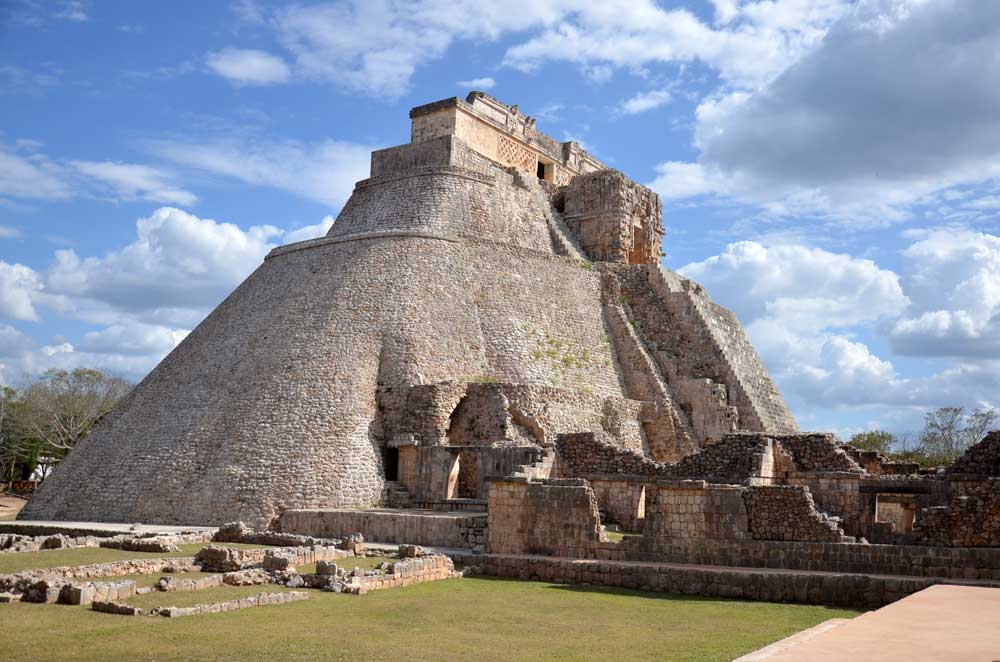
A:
496,135,536,172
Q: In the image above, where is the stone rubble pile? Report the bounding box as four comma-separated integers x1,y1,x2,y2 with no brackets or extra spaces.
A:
213,521,341,548
947,431,1000,476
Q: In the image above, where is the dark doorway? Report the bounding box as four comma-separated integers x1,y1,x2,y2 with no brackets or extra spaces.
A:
457,451,478,498
536,160,546,179
383,447,399,481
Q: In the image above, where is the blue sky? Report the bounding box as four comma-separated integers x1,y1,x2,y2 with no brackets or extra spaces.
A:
2,0,999,438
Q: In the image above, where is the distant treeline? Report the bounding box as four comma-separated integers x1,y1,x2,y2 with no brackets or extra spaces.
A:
849,406,997,467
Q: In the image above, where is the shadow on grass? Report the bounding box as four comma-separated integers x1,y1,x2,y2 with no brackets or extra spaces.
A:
468,574,859,613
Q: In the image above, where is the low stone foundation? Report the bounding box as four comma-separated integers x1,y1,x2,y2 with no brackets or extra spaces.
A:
152,591,310,617
156,574,224,592
278,509,487,548
213,521,341,547
630,537,1000,580
1,533,100,554
100,537,181,553
0,557,197,596
459,554,995,608
194,544,346,573
60,580,137,605
92,600,143,616
340,555,458,595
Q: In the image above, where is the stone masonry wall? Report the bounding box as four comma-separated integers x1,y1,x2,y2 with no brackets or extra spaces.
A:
643,481,748,541
786,473,864,537
914,479,1000,547
277,509,487,548
636,266,798,436
555,432,671,477
342,555,458,595
561,170,664,264
745,485,851,543
947,431,1000,476
378,383,646,453
487,478,612,557
461,554,958,609
555,431,771,485
776,433,864,473
588,478,649,531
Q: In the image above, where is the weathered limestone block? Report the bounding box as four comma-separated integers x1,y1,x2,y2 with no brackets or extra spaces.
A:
195,545,265,572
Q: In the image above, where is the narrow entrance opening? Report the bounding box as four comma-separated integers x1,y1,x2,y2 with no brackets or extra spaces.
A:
536,158,554,182
383,447,399,481
627,220,648,264
457,450,479,498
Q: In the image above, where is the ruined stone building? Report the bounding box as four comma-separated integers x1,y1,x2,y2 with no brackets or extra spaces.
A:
23,92,798,525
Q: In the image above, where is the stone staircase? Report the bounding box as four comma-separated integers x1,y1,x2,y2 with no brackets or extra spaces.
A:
512,170,588,261
380,481,413,509
603,301,696,461
509,447,557,480
615,266,751,444
646,265,797,434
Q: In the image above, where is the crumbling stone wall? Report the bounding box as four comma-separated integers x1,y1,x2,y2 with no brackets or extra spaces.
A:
554,431,772,485
611,266,796,444
379,381,648,453
341,555,458,595
555,432,672,477
786,473,864,537
947,431,1000,476
914,479,1000,547
745,485,851,543
487,478,613,557
775,433,864,473
643,481,748,541
589,478,650,531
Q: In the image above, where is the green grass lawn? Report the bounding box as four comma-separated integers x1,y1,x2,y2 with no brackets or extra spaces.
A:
126,582,297,611
603,530,641,542
0,545,859,662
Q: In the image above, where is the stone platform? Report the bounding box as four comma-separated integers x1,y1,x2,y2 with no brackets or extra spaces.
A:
736,584,1000,661
447,552,1000,609
278,509,487,548
0,520,216,538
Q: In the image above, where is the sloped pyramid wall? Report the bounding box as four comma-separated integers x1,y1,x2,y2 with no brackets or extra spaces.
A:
23,136,797,525
22,165,630,525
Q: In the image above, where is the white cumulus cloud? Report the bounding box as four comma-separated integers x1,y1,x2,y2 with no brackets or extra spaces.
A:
147,137,372,209
70,160,197,206
206,48,291,86
656,0,1000,224
457,76,496,90
617,89,672,115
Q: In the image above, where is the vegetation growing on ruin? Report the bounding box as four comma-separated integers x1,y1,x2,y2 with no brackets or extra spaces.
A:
0,545,858,662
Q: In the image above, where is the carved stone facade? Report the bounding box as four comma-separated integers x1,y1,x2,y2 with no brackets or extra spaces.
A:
561,170,664,264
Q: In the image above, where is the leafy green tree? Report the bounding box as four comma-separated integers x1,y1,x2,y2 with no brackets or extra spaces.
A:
16,368,131,463
918,406,998,465
848,430,895,455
